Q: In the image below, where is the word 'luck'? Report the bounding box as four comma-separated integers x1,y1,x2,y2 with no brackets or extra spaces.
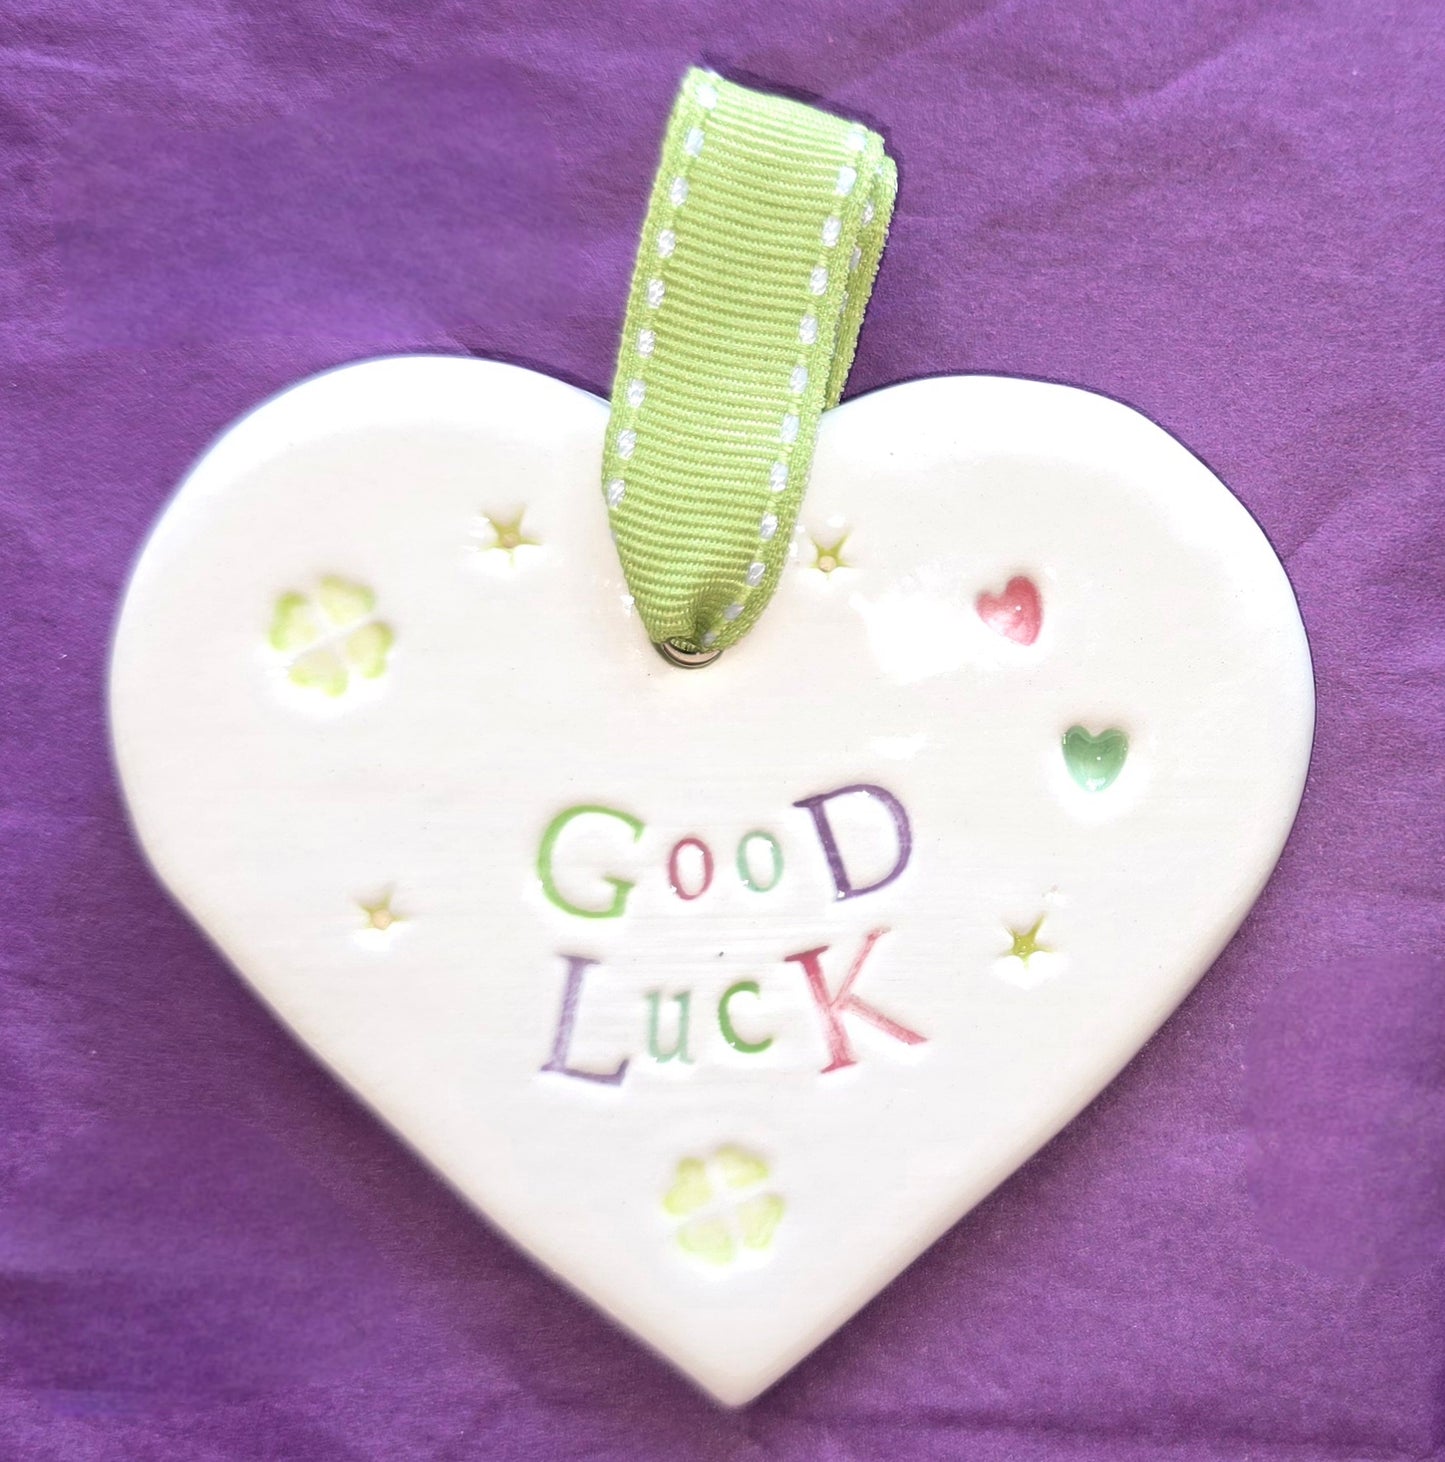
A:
542,928,925,1084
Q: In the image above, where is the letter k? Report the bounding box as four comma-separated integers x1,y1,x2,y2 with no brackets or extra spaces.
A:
785,928,925,1074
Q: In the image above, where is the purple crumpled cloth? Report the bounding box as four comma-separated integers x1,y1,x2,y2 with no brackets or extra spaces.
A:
2,2,1442,1458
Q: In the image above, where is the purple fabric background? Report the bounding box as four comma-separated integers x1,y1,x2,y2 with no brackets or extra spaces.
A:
2,2,1442,1457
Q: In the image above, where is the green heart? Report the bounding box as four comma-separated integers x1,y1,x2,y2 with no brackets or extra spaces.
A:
1063,725,1129,793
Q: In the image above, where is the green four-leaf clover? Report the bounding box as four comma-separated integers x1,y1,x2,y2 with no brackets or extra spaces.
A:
663,1146,784,1267
269,577,393,697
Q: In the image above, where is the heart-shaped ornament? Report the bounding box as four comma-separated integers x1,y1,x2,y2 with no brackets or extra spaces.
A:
111,358,1312,1404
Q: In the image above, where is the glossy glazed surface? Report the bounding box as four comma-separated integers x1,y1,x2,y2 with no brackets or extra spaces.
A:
110,358,1313,1404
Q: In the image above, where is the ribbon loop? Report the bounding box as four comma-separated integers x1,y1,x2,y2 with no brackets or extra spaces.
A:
603,69,896,653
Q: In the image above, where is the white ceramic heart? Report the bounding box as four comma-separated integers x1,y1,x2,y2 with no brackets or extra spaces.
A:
110,358,1312,1404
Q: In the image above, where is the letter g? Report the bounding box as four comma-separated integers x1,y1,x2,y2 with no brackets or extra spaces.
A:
537,804,645,919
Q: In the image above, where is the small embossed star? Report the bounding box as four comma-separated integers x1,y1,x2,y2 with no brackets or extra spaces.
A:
811,532,850,574
1006,915,1049,965
359,891,403,933
482,510,539,560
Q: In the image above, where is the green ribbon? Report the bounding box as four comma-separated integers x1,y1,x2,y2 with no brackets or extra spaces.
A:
603,69,896,653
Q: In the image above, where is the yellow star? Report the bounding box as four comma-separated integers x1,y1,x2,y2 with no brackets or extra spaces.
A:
811,532,850,575
1006,915,1049,964
482,510,539,560
359,891,403,933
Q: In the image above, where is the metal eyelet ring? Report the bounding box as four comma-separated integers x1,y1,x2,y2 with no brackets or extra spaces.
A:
654,639,723,669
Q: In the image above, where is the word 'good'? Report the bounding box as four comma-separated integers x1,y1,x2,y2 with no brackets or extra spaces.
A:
536,783,912,917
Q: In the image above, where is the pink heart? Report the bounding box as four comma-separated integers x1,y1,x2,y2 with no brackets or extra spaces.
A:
976,575,1042,645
